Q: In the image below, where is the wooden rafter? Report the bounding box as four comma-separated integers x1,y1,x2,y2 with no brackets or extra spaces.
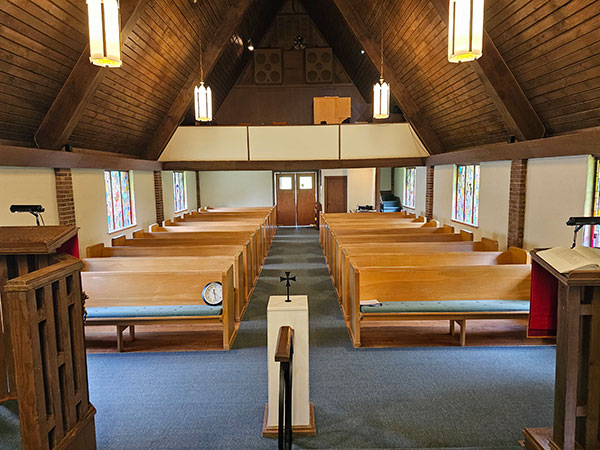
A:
430,0,545,141
331,0,445,155
143,0,256,161
34,0,148,151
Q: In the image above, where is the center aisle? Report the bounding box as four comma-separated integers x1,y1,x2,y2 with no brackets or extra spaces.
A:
87,228,554,450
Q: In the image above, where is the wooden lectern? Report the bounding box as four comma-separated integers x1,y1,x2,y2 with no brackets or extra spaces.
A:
523,250,600,450
0,226,97,450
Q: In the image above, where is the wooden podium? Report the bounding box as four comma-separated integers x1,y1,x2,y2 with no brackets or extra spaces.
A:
523,250,600,450
0,226,96,450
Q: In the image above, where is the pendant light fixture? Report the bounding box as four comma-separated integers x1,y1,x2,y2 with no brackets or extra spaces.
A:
87,0,122,68
194,35,212,122
373,25,390,120
448,0,484,63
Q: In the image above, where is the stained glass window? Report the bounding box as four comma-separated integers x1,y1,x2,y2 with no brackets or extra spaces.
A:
590,160,600,247
453,164,480,226
404,168,416,209
104,170,136,233
173,171,187,213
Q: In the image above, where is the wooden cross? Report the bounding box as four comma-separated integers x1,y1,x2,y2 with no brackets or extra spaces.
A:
279,272,296,302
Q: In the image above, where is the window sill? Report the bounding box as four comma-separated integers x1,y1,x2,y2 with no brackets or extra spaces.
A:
451,218,479,229
404,206,415,210
108,224,138,235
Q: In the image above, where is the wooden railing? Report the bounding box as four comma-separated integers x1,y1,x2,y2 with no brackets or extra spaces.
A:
275,325,294,450
4,253,96,450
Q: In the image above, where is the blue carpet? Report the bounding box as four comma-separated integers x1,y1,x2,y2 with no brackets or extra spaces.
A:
3,228,556,449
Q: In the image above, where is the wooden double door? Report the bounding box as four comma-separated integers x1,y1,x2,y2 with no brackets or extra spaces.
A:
276,172,317,226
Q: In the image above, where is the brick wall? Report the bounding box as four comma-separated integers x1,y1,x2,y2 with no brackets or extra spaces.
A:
154,171,164,224
54,168,76,226
425,166,434,220
196,171,201,208
508,159,528,248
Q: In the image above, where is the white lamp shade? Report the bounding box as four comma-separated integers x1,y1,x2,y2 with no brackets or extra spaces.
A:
448,0,484,63
373,79,390,119
87,0,122,68
195,82,212,122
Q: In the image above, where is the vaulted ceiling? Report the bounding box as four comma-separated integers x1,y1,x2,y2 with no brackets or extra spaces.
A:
1,0,599,159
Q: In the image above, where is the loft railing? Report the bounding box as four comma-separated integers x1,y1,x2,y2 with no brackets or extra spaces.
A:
4,253,96,450
275,325,294,450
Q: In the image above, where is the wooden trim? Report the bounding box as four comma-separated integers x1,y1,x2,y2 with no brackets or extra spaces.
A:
0,145,161,171
430,0,545,141
375,167,381,212
163,157,426,171
332,0,445,155
34,0,148,150
426,127,600,166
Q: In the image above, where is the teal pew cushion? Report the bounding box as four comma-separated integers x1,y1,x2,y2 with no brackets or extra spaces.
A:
86,304,222,319
360,300,530,314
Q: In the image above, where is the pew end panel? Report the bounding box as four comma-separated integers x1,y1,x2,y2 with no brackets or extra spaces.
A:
460,230,474,241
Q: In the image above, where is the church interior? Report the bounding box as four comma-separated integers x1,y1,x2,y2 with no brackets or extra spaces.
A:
1,0,599,449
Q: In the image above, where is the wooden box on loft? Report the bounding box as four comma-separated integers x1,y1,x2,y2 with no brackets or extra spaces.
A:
313,96,351,125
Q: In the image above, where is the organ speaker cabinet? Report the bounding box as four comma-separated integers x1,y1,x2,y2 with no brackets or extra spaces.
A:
305,48,333,84
254,49,283,84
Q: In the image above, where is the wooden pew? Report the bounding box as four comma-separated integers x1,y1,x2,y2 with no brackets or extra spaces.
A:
338,247,530,320
82,264,236,351
347,264,531,347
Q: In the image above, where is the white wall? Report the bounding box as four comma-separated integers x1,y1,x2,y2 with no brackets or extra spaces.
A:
198,171,274,207
72,169,156,255
347,168,376,211
414,166,427,217
0,167,59,226
380,167,392,191
432,162,511,249
392,167,405,201
523,156,590,249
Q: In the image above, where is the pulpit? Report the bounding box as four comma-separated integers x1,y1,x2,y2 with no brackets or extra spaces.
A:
523,250,600,450
0,226,96,450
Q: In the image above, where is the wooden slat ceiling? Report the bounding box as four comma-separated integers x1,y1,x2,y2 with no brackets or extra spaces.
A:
0,0,599,158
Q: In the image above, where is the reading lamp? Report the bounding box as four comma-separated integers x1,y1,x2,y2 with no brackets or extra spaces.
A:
10,205,45,226
567,216,600,248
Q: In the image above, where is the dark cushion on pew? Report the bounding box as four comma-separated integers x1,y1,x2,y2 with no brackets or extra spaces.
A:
360,300,530,314
86,305,222,319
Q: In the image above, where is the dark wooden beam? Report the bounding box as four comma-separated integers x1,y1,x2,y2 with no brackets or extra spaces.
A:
163,157,426,171
331,0,445,155
0,145,161,171
143,0,255,161
34,0,148,150
426,127,600,166
430,0,545,141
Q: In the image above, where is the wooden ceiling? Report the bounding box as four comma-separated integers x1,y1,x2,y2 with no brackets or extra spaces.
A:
0,0,599,159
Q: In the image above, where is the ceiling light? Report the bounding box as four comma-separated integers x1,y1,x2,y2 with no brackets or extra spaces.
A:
87,0,122,67
373,29,390,119
448,0,484,63
247,40,254,51
194,37,212,122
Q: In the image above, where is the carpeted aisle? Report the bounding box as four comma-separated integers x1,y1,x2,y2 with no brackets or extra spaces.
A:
82,228,554,449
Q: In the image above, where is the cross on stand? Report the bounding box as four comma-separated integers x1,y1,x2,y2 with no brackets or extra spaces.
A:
279,271,296,302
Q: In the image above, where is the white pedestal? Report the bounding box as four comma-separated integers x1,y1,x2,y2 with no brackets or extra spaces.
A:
266,295,312,430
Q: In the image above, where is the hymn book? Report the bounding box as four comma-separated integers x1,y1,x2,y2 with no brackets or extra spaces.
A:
537,246,600,274
360,299,382,307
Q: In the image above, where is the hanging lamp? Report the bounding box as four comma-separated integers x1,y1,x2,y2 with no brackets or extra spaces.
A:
373,27,390,120
448,0,484,63
194,35,212,122
87,0,122,68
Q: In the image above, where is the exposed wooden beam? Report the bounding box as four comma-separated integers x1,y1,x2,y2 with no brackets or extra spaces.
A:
430,0,545,141
34,0,148,150
163,157,426,171
426,127,600,166
0,145,161,171
143,0,255,161
331,0,445,155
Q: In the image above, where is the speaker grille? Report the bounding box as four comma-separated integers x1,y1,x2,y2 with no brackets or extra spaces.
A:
254,49,283,84
305,48,333,84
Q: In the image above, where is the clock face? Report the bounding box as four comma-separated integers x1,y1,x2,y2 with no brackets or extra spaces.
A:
202,282,223,306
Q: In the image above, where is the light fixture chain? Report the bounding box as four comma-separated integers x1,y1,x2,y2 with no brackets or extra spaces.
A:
199,35,204,82
379,0,385,79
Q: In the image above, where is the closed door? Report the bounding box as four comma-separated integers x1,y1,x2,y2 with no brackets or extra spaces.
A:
296,173,316,226
276,173,296,226
324,176,347,213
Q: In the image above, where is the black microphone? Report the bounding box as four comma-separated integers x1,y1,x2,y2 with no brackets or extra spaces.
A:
10,205,45,213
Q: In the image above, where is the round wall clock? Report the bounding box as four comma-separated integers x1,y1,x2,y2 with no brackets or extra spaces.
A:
202,282,223,306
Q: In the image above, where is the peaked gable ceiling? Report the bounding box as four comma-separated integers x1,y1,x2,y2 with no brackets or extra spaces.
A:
0,0,599,159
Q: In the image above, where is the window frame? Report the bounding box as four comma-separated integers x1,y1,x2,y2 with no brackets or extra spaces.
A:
173,171,188,214
452,164,480,228
104,170,136,234
403,167,416,209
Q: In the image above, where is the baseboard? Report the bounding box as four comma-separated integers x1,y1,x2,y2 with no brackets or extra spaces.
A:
262,402,316,437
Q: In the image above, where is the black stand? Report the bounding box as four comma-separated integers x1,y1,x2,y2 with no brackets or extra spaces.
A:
279,272,296,302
